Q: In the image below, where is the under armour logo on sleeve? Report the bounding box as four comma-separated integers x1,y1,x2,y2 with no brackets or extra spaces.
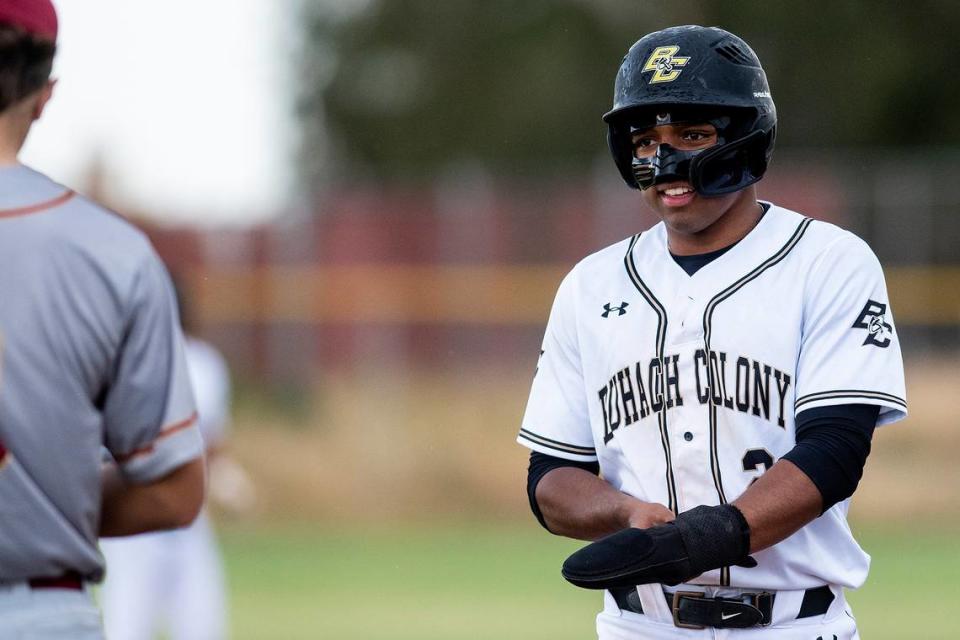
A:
852,299,892,348
602,302,629,318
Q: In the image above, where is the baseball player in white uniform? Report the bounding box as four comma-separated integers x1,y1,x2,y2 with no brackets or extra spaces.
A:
519,25,905,638
100,330,236,640
0,2,206,638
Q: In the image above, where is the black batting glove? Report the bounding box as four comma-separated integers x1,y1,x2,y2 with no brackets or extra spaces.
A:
561,504,756,589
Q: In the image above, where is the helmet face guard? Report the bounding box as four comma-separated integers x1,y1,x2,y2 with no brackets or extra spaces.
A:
604,26,777,195
690,128,771,195
630,127,771,196
632,143,698,190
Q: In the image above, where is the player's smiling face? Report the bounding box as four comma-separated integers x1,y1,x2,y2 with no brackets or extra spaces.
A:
632,122,756,250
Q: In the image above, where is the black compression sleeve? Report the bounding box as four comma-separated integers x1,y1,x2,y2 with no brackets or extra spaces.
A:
527,450,600,531
781,404,880,514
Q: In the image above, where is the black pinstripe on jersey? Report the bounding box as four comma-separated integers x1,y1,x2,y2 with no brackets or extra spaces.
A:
795,389,906,412
701,216,813,585
517,428,597,457
624,233,679,514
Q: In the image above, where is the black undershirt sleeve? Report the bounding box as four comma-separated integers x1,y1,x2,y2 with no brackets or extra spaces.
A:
527,403,877,528
781,403,880,514
527,450,600,531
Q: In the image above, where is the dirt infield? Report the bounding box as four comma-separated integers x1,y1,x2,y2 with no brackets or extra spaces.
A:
228,356,959,525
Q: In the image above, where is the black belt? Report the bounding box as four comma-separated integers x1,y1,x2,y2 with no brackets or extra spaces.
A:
610,584,835,630
27,571,84,591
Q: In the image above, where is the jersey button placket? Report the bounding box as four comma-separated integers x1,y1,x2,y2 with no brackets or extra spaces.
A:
663,315,695,513
672,287,703,343
665,327,713,511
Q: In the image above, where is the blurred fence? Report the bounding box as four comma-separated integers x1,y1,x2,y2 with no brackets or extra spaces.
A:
141,151,960,383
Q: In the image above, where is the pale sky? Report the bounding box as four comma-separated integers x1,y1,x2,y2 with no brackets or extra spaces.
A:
21,0,298,226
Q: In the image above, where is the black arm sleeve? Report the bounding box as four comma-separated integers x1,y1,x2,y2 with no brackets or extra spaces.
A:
781,403,880,514
527,450,600,531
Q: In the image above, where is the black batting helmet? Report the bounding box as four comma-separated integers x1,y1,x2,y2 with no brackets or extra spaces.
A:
604,25,776,196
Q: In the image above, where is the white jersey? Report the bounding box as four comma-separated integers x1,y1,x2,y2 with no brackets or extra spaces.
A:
518,204,906,591
184,336,231,449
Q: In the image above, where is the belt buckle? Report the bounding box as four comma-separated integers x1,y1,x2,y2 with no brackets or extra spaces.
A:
671,590,705,630
747,591,774,626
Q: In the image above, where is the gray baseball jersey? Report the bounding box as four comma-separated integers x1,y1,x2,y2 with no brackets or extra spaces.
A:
0,164,203,582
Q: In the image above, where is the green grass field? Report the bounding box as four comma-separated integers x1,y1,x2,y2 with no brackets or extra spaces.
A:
220,522,960,639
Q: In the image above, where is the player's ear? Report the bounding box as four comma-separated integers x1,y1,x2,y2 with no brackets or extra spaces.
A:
31,79,56,121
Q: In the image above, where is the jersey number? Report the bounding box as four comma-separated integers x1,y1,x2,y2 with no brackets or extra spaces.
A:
741,448,774,483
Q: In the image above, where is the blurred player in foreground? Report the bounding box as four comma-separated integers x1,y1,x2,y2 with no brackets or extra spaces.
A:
0,1,205,638
100,279,256,640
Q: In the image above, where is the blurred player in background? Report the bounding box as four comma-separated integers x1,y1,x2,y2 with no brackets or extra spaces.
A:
0,1,206,638
100,277,255,640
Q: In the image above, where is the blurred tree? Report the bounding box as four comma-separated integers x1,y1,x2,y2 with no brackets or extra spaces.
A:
706,1,960,148
296,0,698,188
297,0,960,188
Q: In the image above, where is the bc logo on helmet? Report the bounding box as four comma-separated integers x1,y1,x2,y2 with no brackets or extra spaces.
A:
642,46,690,84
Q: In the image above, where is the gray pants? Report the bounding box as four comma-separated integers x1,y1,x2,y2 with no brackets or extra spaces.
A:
0,581,103,640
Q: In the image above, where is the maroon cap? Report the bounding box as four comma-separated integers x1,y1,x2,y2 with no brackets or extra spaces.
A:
0,0,57,41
